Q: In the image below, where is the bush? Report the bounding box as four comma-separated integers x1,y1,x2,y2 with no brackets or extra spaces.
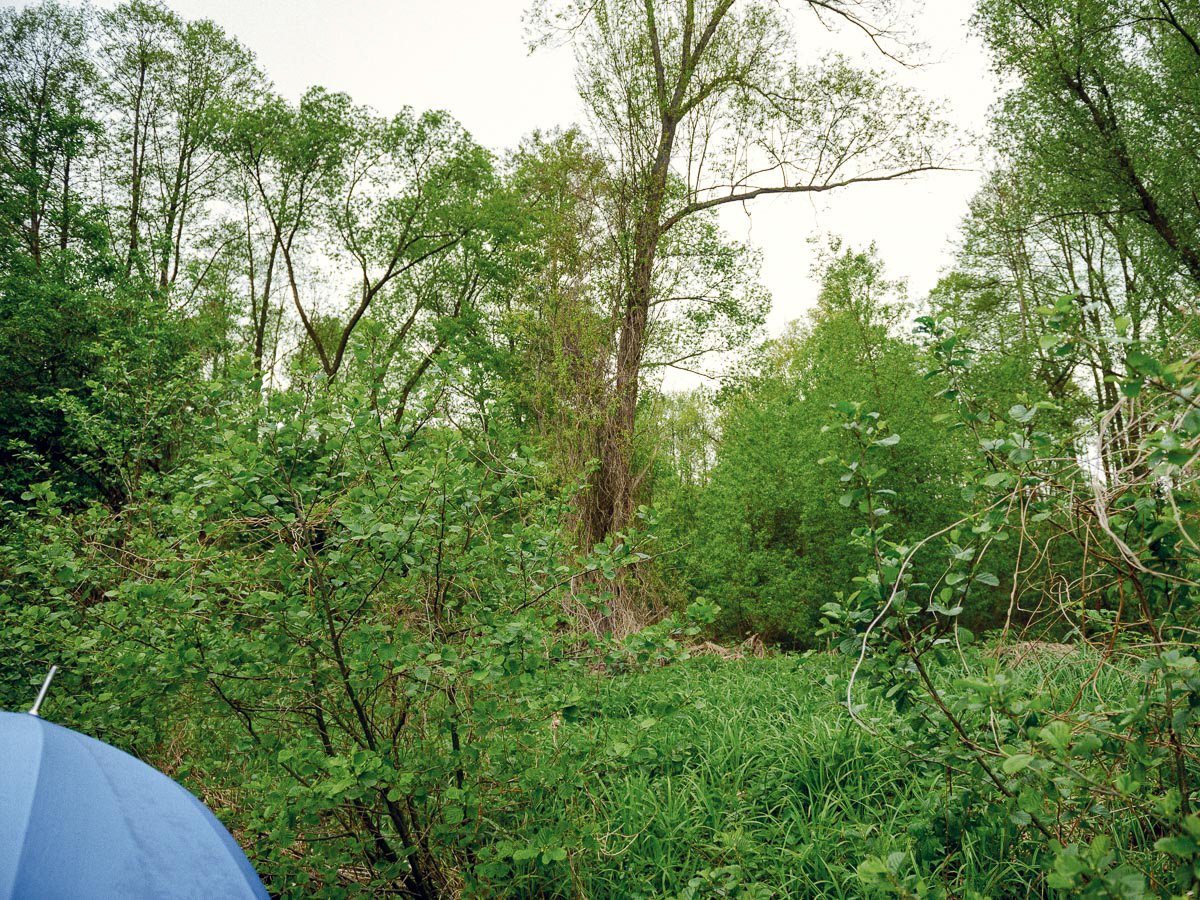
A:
672,247,975,646
826,313,1200,896
0,379,656,897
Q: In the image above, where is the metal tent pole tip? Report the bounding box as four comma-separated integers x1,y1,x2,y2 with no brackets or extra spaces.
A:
28,665,59,717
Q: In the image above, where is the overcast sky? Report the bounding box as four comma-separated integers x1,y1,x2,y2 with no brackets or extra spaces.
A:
27,0,1000,341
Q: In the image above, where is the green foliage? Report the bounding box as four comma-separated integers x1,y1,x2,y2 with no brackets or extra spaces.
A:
669,247,975,646
0,170,203,506
821,309,1200,896
6,0,1200,897
0,381,665,896
975,0,1200,288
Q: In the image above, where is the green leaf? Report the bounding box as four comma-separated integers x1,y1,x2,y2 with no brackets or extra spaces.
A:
1126,349,1163,377
1155,836,1199,858
1039,721,1071,753
1002,753,1035,775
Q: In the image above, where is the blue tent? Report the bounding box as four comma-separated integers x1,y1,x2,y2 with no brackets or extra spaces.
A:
0,709,269,899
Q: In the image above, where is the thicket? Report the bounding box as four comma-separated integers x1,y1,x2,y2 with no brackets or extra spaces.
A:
3,0,1200,896
665,246,981,646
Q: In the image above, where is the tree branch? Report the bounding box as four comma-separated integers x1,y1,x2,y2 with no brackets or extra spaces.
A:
662,164,958,231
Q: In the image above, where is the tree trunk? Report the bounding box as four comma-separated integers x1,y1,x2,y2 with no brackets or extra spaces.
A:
252,238,278,379
585,118,676,549
126,62,147,277
59,153,70,251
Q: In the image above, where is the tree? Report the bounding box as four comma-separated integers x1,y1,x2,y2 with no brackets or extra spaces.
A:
677,245,973,644
0,0,95,265
529,0,951,550
0,1,248,504
501,129,621,498
932,0,1200,478
929,168,1150,454
220,90,493,388
975,0,1200,288
502,128,768,557
96,0,178,279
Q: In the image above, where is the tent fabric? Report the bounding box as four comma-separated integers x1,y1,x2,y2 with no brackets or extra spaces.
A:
0,710,268,899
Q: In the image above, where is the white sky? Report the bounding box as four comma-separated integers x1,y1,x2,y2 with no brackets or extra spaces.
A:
30,0,999,353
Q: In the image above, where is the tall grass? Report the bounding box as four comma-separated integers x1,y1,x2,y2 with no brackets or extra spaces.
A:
474,651,1113,897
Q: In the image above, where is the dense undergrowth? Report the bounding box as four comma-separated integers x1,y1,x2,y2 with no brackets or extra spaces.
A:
5,0,1200,896
442,650,1117,898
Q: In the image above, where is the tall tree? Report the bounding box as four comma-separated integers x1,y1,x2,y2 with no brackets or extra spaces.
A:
502,128,767,556
503,129,618,492
529,0,950,549
220,90,492,386
0,0,94,265
975,0,1200,287
96,0,175,278
97,1,259,291
933,0,1200,476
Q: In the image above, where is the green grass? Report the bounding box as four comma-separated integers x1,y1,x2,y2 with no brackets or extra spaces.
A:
477,653,1057,898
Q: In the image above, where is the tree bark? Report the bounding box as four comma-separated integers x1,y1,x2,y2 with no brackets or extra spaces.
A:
587,113,675,546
